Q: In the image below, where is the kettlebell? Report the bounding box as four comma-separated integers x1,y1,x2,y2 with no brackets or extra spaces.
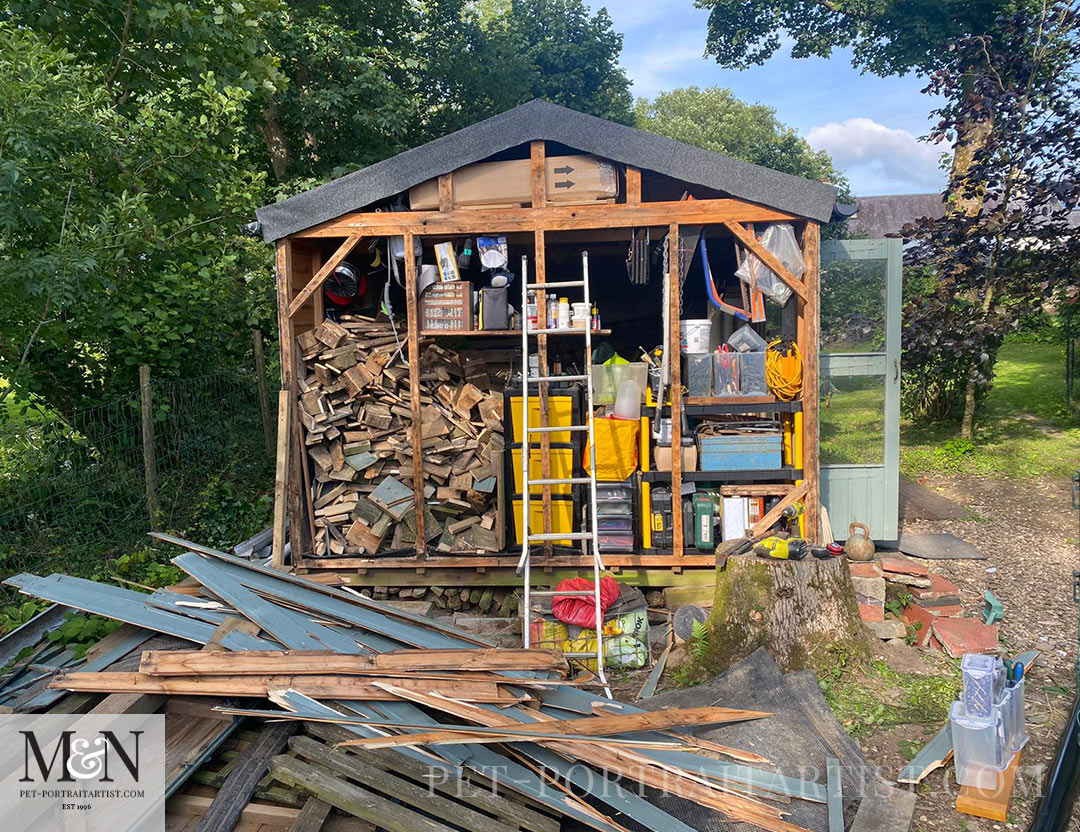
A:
844,522,876,562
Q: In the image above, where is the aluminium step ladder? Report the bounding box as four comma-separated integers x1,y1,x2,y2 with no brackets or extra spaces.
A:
517,250,610,696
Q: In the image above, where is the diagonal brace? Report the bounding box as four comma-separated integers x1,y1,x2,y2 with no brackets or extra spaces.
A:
723,221,808,302
287,234,363,318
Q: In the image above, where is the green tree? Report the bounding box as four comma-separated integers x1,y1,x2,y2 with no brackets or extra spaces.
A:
695,0,1018,76
635,86,846,187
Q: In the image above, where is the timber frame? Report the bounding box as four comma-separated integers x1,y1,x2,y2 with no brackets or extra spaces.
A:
273,139,822,575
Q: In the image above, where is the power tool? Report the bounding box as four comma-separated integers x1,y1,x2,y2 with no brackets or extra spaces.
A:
753,536,808,560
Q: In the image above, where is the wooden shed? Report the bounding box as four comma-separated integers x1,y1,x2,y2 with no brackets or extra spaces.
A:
259,99,838,588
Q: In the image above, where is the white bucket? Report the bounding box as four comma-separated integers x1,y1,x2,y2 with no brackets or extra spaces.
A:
681,319,711,354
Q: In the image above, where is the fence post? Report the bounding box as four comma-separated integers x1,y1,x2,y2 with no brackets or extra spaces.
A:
253,329,274,455
139,365,161,531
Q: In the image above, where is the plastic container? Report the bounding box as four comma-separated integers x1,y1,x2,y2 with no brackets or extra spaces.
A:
951,700,1011,789
592,362,647,405
962,654,1003,720
557,298,571,329
1003,681,1029,752
681,319,712,354
738,352,768,395
727,323,768,353
686,354,713,397
571,302,590,328
714,352,738,396
613,379,641,420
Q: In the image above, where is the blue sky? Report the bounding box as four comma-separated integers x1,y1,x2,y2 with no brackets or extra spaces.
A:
592,0,949,196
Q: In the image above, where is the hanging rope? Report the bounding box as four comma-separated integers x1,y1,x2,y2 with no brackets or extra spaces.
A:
766,338,802,401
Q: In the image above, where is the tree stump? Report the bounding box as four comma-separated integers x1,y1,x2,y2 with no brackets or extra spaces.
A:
708,554,868,672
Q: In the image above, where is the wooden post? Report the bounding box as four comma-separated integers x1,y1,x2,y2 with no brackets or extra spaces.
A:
139,365,160,532
800,222,821,543
275,239,310,558
531,141,553,551
438,173,454,212
253,329,274,456
667,226,683,557
403,233,426,556
271,389,291,570
625,166,641,205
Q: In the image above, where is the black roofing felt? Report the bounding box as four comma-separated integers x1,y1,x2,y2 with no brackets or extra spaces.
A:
255,99,838,241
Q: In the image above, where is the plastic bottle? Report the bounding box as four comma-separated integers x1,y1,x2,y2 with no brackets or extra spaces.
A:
591,304,600,331
613,378,640,420
557,297,571,330
546,295,557,330
526,291,537,329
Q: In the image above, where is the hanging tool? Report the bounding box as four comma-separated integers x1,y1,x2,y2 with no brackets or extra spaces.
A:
626,228,650,284
700,235,750,321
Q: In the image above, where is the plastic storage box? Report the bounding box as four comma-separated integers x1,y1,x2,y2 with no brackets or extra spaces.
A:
738,352,768,395
592,363,647,405
686,354,713,397
962,654,1005,720
713,353,738,396
1002,680,1029,752
950,700,1011,789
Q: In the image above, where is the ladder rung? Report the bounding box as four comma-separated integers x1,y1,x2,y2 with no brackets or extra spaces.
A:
526,328,588,336
526,424,588,433
528,532,594,541
525,281,585,290
529,590,595,596
527,374,587,383
526,477,592,485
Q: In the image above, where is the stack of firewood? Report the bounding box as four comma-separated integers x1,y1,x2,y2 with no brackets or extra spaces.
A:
296,316,505,557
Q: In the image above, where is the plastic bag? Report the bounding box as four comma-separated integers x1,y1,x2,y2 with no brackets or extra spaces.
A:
477,235,508,270
726,323,768,353
734,223,805,305
552,576,620,628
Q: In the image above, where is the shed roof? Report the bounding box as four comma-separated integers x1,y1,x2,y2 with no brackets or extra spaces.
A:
256,99,839,241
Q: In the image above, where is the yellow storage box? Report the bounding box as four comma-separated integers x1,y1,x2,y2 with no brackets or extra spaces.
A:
511,497,575,546
508,395,577,444
511,447,575,495
584,417,640,482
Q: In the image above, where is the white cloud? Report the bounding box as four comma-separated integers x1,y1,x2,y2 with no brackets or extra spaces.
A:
622,36,708,98
807,117,947,194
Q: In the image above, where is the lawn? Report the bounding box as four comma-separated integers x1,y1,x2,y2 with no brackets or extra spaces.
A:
820,340,1080,478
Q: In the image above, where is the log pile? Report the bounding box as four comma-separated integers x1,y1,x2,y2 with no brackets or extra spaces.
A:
296,316,505,557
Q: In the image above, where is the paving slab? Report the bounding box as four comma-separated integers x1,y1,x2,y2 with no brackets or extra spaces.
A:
932,617,999,657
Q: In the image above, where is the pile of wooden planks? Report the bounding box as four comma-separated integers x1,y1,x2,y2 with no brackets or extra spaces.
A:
296,316,506,557
5,535,836,832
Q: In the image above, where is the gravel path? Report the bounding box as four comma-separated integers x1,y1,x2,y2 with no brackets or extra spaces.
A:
863,474,1079,830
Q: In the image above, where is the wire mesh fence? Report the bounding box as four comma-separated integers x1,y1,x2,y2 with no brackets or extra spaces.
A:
0,369,272,584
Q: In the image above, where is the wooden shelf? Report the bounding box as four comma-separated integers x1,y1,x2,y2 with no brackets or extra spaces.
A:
645,399,802,416
643,468,802,483
422,329,611,337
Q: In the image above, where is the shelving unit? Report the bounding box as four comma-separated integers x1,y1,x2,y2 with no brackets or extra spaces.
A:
643,468,802,483
422,329,611,337
647,399,803,416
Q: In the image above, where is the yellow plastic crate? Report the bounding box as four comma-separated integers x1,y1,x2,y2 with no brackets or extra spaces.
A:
508,395,577,444
510,447,575,495
511,497,575,546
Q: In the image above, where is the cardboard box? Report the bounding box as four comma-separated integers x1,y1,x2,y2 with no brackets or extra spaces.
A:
653,444,697,473
410,155,618,210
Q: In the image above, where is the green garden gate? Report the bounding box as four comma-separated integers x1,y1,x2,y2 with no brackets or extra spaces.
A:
818,237,902,541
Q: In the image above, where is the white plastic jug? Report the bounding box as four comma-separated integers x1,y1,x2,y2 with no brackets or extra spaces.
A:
613,379,641,420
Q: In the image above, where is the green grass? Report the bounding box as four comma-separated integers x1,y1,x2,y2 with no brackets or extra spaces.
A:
819,658,961,740
820,340,1080,478
903,341,1080,478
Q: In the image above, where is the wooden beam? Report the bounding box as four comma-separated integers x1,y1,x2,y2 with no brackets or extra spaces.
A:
271,389,291,569
750,482,808,537
288,234,362,318
438,173,453,211
140,648,569,676
668,224,683,557
722,220,808,302
530,140,546,208
625,166,641,205
51,672,521,704
294,198,802,238
403,233,426,556
800,222,821,543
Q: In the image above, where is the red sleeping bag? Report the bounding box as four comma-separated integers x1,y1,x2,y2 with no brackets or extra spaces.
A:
551,576,620,628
